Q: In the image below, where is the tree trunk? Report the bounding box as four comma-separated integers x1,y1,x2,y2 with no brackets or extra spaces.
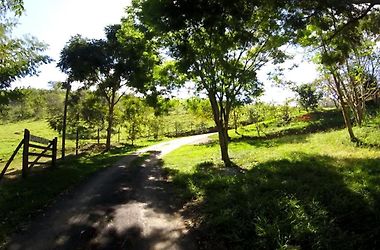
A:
340,101,357,141
233,110,239,135
356,100,364,127
332,73,358,142
131,124,135,146
217,122,231,166
75,126,79,156
208,93,231,167
105,90,116,151
61,84,70,159
75,113,79,156
97,128,100,145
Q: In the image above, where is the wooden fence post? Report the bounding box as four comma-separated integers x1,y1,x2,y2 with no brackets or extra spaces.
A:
52,137,57,168
22,129,30,178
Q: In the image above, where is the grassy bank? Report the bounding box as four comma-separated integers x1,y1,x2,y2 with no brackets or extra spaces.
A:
0,120,61,173
162,112,380,249
0,119,161,174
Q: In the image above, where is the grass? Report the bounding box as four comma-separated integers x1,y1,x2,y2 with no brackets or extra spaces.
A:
0,119,164,174
162,110,380,249
0,120,75,174
237,109,345,139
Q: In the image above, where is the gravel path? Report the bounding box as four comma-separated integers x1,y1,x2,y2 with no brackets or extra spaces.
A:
7,133,212,250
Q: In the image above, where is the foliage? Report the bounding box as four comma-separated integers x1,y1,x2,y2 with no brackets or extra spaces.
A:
0,0,50,89
59,23,157,150
0,89,22,117
121,95,149,145
317,42,380,126
0,0,24,16
0,88,63,123
80,92,107,131
133,0,294,165
293,83,323,111
297,1,380,140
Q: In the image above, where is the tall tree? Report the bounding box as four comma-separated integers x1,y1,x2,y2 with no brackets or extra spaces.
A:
58,34,101,156
59,23,156,151
298,3,379,141
132,0,288,166
318,43,380,126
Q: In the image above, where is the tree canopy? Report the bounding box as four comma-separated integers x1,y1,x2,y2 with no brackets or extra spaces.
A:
127,0,380,161
130,0,295,165
58,22,157,150
0,0,50,89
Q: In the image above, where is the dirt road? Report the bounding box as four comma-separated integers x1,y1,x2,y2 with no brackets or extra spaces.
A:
8,133,212,250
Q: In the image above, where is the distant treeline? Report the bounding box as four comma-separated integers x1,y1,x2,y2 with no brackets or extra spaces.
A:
0,87,316,144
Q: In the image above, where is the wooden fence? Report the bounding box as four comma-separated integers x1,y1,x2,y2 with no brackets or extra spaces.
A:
0,129,57,180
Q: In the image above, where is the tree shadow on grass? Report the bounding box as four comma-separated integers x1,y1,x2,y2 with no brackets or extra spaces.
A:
166,153,380,250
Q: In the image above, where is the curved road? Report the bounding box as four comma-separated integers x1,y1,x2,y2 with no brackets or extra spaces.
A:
8,133,212,250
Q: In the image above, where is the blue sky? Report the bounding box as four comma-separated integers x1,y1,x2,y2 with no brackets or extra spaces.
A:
13,0,318,103
14,0,130,88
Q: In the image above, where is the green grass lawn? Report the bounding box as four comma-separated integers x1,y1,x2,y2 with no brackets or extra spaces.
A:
0,119,163,174
162,114,380,249
0,120,73,174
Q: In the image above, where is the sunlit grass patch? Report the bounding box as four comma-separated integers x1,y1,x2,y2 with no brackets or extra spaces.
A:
163,121,380,249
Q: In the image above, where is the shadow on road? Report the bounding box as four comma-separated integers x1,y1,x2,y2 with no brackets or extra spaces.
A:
8,151,197,250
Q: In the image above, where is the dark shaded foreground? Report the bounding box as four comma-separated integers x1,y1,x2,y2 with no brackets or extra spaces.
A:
166,150,380,249
7,134,213,250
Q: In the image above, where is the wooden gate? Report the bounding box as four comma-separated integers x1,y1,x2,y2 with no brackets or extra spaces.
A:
0,129,57,180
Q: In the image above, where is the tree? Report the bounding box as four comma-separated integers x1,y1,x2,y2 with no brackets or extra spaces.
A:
298,4,379,141
0,0,50,89
318,44,380,127
57,35,97,156
145,95,172,140
80,92,107,145
186,97,213,133
132,0,290,166
134,60,185,139
121,96,147,145
59,23,156,151
293,83,323,111
0,89,22,118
